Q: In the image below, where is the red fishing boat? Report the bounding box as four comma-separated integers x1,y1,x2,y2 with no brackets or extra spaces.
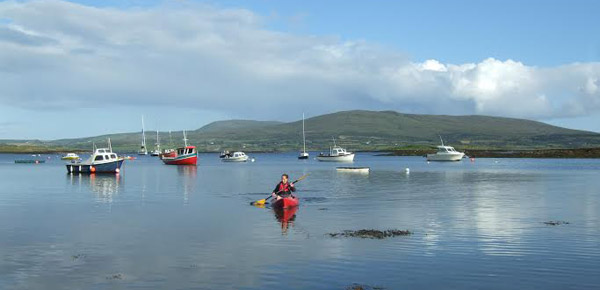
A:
160,131,197,165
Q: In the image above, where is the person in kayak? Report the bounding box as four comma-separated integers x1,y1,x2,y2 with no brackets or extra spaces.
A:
272,173,296,200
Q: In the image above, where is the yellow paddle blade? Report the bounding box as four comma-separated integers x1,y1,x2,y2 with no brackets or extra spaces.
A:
252,199,267,205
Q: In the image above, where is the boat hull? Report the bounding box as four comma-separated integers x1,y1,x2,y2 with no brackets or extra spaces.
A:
426,152,465,161
298,152,309,159
336,166,370,173
222,156,248,162
161,153,197,165
66,159,124,173
316,153,355,162
272,195,299,209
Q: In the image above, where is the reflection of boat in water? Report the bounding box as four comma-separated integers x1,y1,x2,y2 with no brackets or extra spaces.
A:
177,165,197,204
69,173,122,203
273,206,298,234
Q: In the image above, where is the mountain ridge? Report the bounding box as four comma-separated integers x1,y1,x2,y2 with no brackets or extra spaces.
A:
1,110,599,152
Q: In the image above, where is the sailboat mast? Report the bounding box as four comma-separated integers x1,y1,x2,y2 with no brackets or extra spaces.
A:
141,116,146,148
302,113,306,153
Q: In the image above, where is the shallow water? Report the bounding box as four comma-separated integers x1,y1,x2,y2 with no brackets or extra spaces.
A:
1,153,599,289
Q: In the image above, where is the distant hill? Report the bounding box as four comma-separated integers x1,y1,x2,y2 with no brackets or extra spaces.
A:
1,110,599,152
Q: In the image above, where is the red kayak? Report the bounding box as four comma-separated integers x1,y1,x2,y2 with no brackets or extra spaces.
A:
271,195,299,209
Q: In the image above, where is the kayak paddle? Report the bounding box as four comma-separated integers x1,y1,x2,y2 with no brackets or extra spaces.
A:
250,173,309,205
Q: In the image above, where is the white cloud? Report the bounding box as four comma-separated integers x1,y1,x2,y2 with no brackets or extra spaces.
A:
0,0,599,121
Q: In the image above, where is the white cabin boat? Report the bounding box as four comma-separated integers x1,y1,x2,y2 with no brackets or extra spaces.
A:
222,151,249,162
317,139,354,162
61,153,80,160
66,139,124,173
426,137,465,161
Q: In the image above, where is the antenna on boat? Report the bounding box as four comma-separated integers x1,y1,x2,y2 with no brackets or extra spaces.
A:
183,130,188,147
439,135,444,146
108,138,112,152
92,141,96,152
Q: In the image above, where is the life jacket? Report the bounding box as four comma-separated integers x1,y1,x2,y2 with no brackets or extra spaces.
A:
278,182,291,193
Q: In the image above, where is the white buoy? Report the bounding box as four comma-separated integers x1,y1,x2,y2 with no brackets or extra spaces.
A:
251,158,256,162
405,168,410,174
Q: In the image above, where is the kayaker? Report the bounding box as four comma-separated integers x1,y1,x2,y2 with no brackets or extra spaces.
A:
272,173,296,200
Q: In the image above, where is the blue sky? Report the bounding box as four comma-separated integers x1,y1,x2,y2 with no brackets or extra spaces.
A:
1,0,599,139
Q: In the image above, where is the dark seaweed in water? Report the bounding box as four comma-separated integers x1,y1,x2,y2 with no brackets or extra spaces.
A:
544,221,570,226
346,283,386,290
106,273,124,280
329,229,412,239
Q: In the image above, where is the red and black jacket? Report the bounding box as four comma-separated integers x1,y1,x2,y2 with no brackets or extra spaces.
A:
272,181,295,195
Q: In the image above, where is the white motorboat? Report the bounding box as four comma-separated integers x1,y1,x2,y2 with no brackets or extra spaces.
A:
138,116,148,155
298,113,309,160
426,137,465,161
316,138,355,162
222,151,249,162
61,153,80,160
336,166,369,173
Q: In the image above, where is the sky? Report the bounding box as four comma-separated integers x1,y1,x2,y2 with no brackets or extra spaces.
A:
0,0,599,139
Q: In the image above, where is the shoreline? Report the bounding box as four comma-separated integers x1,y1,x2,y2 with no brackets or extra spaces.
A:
381,147,600,158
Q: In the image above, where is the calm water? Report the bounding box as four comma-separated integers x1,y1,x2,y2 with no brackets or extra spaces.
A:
1,153,599,289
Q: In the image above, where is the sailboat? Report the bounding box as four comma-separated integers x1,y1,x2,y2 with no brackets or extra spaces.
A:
150,130,161,156
138,116,148,155
298,113,309,159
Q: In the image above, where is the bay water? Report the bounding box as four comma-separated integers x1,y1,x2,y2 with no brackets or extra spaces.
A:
1,153,599,289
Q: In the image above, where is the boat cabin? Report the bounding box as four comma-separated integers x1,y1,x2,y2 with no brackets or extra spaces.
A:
177,146,196,155
92,148,119,162
330,146,349,156
436,146,459,153
231,152,246,158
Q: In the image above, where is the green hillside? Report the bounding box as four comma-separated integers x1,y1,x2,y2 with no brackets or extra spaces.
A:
1,110,599,153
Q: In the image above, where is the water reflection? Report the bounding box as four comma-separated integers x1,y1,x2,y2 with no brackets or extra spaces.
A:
69,173,122,203
177,165,197,204
273,206,298,234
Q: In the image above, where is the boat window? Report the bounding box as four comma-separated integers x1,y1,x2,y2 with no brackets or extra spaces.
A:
94,155,104,161
111,154,117,159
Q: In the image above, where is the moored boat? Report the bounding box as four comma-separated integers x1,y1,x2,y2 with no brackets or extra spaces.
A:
61,153,80,160
222,151,249,162
160,131,197,165
271,195,299,209
336,166,370,173
138,116,148,155
66,139,124,174
298,113,309,160
316,138,354,162
426,137,465,161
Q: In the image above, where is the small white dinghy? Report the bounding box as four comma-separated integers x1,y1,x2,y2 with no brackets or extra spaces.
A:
336,167,370,173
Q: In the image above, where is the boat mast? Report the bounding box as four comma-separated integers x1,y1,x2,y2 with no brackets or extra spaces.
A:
439,135,444,146
108,138,112,152
141,116,147,150
156,129,160,151
302,113,306,153
183,130,188,147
